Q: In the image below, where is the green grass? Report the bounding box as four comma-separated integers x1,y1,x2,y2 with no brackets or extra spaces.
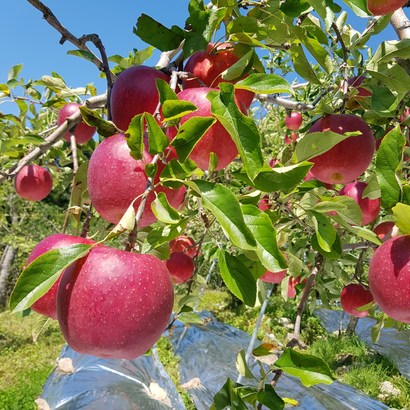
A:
2,291,410,409
0,312,65,410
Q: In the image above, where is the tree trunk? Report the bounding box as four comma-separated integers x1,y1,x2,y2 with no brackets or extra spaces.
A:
346,315,359,335
0,245,17,308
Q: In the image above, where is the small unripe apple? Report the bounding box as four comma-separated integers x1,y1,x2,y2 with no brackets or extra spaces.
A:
169,236,197,258
340,283,374,318
168,87,241,171
57,245,174,359
339,181,380,226
166,252,195,284
260,269,286,284
26,234,95,319
369,235,410,323
367,0,407,16
183,42,254,109
57,103,96,144
285,112,303,131
14,164,53,201
373,221,395,241
110,65,170,130
307,114,375,185
87,134,185,226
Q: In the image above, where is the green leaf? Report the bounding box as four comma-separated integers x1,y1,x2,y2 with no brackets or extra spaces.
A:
36,75,67,90
211,378,248,410
221,50,254,82
331,215,382,245
289,44,321,85
144,220,188,251
218,251,257,307
296,130,357,162
10,244,94,313
125,114,145,160
311,233,342,259
191,180,256,250
281,0,311,17
274,348,334,387
235,73,292,94
178,311,204,325
145,114,170,154
362,174,381,200
309,211,336,253
241,204,287,272
257,384,285,410
392,203,410,234
67,49,97,64
236,350,256,380
156,78,178,105
162,100,198,122
376,126,405,209
8,64,23,82
235,162,312,194
160,159,200,181
79,106,118,137
209,84,264,180
105,201,136,239
151,192,181,225
315,196,362,226
171,116,216,162
306,0,335,30
341,0,369,16
134,14,184,52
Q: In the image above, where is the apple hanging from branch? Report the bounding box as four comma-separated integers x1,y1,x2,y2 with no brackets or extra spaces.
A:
14,164,53,202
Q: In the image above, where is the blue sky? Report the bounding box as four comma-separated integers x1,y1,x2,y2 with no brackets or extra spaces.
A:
1,1,397,95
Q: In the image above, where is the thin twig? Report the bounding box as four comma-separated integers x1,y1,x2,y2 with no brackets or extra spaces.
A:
80,205,93,238
293,254,324,337
27,0,116,83
257,94,314,111
0,93,107,184
332,22,349,109
70,133,78,173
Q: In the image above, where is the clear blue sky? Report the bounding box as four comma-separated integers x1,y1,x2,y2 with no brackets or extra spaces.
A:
1,1,397,94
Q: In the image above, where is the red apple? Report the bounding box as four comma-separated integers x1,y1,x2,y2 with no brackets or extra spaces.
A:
183,42,254,109
26,234,95,319
373,221,395,241
169,235,197,258
57,103,96,144
339,181,380,226
285,112,303,131
367,0,407,16
14,164,53,201
260,269,286,284
307,114,375,185
168,87,240,170
166,252,195,284
57,245,174,359
288,276,305,298
258,196,271,211
285,132,298,145
87,134,185,226
368,235,410,322
340,283,374,318
110,65,170,130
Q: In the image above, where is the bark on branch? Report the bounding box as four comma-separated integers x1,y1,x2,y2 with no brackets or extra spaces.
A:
0,93,107,184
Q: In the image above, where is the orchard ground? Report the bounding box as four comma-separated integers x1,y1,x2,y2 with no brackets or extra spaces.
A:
2,289,410,410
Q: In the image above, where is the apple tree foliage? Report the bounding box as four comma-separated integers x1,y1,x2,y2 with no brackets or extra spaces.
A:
1,0,410,407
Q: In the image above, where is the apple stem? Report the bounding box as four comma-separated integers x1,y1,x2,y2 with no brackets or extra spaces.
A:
26,0,116,84
125,154,160,252
0,93,107,185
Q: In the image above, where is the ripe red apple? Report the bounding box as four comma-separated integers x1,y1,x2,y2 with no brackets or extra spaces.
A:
87,133,185,226
166,252,195,284
285,132,298,145
307,114,375,185
168,87,241,170
339,181,380,226
183,42,254,109
373,221,395,241
340,283,374,318
169,235,197,258
368,235,410,323
57,103,96,144
260,269,286,284
367,0,407,16
57,245,174,359
110,65,170,130
285,112,303,131
14,164,53,201
258,196,271,211
26,234,95,319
